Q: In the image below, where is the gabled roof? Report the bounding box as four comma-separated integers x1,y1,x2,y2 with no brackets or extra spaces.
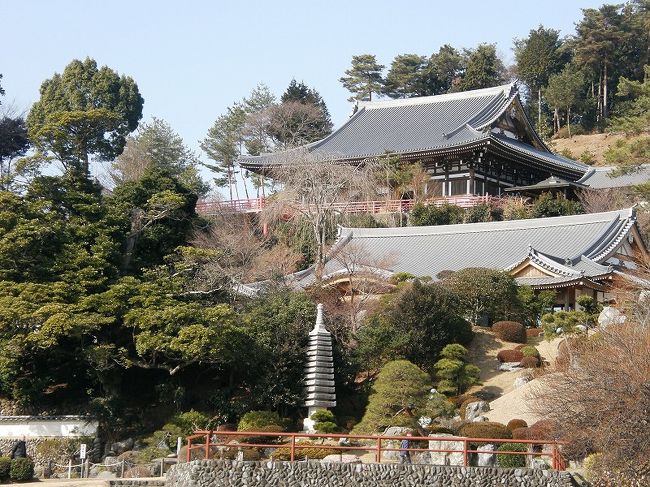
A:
577,165,650,189
263,208,639,292
239,83,578,170
504,175,588,193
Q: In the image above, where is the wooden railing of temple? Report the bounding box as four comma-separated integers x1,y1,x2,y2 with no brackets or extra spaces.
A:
195,195,497,216
186,430,567,470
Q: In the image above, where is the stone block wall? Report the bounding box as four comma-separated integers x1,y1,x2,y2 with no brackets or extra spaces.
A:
167,460,576,487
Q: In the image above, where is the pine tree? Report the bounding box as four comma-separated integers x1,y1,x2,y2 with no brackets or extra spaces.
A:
382,54,428,98
544,65,585,137
513,25,568,131
425,45,465,94
434,344,481,396
339,54,385,102
458,44,506,91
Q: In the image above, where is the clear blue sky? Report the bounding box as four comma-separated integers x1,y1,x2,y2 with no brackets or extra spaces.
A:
3,0,605,190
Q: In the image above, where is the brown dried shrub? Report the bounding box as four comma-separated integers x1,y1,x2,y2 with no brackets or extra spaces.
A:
492,321,527,343
506,419,528,432
519,356,540,368
496,349,524,363
459,422,512,440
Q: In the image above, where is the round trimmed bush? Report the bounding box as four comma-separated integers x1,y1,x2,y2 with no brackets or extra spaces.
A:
0,457,10,481
10,457,34,481
496,349,524,363
511,427,529,440
492,321,527,343
223,447,261,461
459,422,512,440
272,446,338,461
506,419,528,432
520,356,540,368
497,442,527,467
520,346,540,359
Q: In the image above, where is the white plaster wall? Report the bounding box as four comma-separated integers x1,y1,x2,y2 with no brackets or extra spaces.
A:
0,417,98,438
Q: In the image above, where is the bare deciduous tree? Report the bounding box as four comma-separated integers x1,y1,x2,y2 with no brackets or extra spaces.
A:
528,266,650,482
262,149,380,281
266,101,327,150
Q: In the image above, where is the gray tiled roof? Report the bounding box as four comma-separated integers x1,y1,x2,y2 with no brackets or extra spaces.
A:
241,84,539,166
490,135,588,174
577,166,650,189
286,209,636,289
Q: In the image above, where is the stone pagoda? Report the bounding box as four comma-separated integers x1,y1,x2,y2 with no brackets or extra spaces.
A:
303,303,336,432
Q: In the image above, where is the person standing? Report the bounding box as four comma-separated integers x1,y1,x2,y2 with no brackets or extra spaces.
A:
399,432,412,464
10,437,27,459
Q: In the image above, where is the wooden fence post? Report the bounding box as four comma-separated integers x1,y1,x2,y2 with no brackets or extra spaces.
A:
204,431,211,460
463,439,469,466
290,434,296,462
375,438,382,463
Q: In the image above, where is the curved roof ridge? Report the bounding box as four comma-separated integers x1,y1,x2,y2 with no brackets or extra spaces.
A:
356,83,515,110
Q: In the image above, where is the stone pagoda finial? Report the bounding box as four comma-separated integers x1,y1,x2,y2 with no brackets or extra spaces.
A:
303,303,336,432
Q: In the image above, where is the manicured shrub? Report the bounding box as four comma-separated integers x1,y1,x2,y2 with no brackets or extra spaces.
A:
492,321,527,343
237,411,284,431
459,422,512,440
272,446,338,461
511,427,529,440
520,346,540,359
506,419,528,432
236,424,285,444
526,328,543,338
520,356,540,368
527,420,555,440
497,442,528,467
0,457,10,481
10,457,34,481
496,349,524,363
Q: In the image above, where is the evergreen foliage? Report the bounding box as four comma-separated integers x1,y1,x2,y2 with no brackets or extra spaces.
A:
352,360,431,433
434,344,481,396
26,58,143,176
339,54,385,101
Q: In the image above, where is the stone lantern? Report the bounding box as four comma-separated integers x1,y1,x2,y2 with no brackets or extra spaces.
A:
303,303,336,432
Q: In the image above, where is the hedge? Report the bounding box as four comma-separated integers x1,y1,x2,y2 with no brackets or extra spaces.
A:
272,446,339,460
0,457,10,481
497,442,528,468
492,321,527,343
10,457,34,481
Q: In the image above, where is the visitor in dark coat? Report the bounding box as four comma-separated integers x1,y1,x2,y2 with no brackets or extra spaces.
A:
10,438,27,458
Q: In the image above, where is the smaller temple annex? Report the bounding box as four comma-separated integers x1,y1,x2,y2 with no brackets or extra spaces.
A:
239,83,648,195
257,208,646,309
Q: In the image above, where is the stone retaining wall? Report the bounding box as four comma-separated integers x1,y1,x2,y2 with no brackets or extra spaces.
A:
167,460,576,487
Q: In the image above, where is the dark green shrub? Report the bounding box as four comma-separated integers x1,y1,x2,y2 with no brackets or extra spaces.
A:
310,409,334,423
10,457,34,481
520,356,540,368
459,422,512,440
496,349,524,363
0,457,10,481
497,442,528,467
506,419,528,432
236,424,285,444
493,321,527,343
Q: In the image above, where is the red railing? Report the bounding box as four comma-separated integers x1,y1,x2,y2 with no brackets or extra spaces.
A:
195,195,496,216
185,430,566,470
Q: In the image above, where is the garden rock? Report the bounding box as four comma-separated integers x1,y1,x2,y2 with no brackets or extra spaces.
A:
464,401,490,421
513,376,531,389
321,454,361,464
498,362,521,372
428,434,464,466
477,443,496,467
110,438,134,455
381,426,412,461
598,306,625,328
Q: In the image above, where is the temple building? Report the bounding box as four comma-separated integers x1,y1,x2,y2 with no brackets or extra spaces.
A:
239,83,648,196
240,209,646,309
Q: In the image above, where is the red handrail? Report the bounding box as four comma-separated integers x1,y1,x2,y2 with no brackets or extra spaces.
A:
185,430,565,470
195,195,500,216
